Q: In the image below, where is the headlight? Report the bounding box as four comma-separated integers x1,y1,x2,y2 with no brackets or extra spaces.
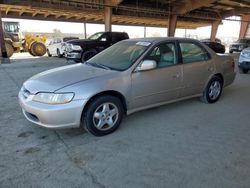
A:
241,51,249,58
72,45,82,51
239,45,245,50
33,92,74,104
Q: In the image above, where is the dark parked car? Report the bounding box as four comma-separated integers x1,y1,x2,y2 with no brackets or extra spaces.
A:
201,41,225,54
229,38,250,53
66,32,129,62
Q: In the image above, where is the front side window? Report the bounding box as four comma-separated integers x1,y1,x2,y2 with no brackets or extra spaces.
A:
180,42,209,64
145,43,177,68
88,32,104,40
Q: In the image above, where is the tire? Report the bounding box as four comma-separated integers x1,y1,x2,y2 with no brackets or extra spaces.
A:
229,50,233,54
82,95,124,136
0,42,15,57
200,76,223,104
28,48,36,56
30,42,46,56
239,68,249,74
57,49,63,58
5,42,14,57
81,50,96,62
47,49,52,57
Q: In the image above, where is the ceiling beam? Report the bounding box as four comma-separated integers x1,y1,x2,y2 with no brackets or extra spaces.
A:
221,7,250,18
105,0,123,6
19,8,26,16
32,11,39,17
173,0,218,15
5,6,10,15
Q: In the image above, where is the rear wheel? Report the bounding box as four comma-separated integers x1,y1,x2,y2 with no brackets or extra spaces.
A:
229,50,233,54
82,95,124,136
201,76,223,104
5,42,14,57
30,42,46,56
239,68,249,74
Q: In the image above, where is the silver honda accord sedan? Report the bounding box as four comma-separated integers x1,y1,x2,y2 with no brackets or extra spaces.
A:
19,38,236,136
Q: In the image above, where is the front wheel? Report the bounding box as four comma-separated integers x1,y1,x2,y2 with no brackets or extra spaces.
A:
201,76,223,104
239,68,249,74
82,96,124,136
81,50,96,62
229,50,233,54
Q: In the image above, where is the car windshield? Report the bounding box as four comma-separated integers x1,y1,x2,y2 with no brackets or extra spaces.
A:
88,32,104,40
237,39,249,43
87,41,151,71
63,37,79,42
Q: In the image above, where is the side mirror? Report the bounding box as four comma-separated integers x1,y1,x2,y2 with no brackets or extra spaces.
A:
136,60,157,72
100,38,107,42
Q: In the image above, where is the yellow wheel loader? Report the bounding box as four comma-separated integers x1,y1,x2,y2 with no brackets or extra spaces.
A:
2,22,47,57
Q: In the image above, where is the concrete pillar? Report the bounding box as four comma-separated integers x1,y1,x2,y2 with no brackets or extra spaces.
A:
0,8,7,58
168,15,177,37
144,26,146,38
104,6,112,32
210,20,221,42
239,15,250,39
84,22,87,39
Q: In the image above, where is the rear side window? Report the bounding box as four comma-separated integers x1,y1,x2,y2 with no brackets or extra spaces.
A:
112,33,128,43
180,42,209,64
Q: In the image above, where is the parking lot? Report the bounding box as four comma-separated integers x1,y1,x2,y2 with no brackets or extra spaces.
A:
0,53,250,188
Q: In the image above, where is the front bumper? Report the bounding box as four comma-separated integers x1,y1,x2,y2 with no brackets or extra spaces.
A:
230,46,243,52
239,61,250,70
239,55,250,69
18,91,87,129
66,51,82,61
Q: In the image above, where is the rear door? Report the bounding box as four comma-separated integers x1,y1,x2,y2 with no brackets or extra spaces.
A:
131,42,183,109
179,41,214,97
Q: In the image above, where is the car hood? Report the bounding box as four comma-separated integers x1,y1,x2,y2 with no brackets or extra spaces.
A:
242,47,250,53
23,64,111,94
67,39,95,45
231,42,245,46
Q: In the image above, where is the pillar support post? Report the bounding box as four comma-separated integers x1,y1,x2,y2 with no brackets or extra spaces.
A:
104,6,112,32
210,20,221,42
239,15,250,39
167,14,177,37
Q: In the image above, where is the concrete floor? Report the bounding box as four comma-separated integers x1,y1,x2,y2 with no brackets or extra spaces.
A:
0,53,250,188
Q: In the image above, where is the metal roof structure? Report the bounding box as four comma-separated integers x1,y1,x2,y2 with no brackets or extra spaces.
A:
0,0,250,29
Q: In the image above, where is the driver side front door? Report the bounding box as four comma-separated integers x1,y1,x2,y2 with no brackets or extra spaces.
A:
131,42,183,110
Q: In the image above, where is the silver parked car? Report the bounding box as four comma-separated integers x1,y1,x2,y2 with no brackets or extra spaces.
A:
19,38,236,136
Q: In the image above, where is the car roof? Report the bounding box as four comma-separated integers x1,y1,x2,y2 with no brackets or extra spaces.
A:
124,37,201,44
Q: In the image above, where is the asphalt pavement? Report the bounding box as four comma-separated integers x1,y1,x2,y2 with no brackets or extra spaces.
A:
0,53,249,188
